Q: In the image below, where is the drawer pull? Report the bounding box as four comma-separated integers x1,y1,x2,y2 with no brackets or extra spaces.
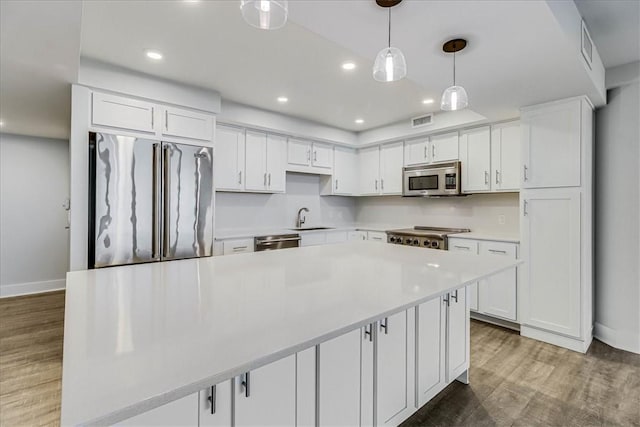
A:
233,246,248,251
488,249,507,254
454,245,471,250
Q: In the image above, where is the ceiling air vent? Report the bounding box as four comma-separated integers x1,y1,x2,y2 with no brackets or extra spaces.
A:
581,19,593,70
411,113,433,128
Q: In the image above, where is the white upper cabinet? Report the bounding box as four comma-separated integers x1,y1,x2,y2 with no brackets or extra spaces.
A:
404,138,429,166
312,142,333,169
215,126,245,191
521,188,581,338
359,146,381,195
288,138,311,167
287,139,333,173
332,146,357,195
92,92,155,133
459,126,491,193
380,142,404,194
244,131,286,193
162,107,214,141
491,121,521,191
521,99,583,189
430,132,459,163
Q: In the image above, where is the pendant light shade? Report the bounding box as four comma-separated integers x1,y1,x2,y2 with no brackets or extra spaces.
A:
372,2,406,83
440,38,469,111
240,0,288,30
373,47,407,82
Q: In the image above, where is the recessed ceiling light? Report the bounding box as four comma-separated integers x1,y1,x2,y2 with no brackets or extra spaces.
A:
342,62,356,71
355,119,364,124
422,98,435,105
277,96,288,103
145,50,163,60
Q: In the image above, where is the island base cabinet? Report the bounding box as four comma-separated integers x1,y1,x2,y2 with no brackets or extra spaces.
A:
234,355,296,427
115,394,198,426
318,329,362,427
199,381,232,427
446,287,470,383
416,297,447,406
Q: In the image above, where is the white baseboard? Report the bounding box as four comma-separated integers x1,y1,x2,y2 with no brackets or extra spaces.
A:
520,325,591,353
594,322,640,355
471,312,520,331
0,279,66,298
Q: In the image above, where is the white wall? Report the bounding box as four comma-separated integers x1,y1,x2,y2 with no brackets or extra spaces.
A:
215,173,356,232
355,193,520,234
0,133,69,297
594,80,640,354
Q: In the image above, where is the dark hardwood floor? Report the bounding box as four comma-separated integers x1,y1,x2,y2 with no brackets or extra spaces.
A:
1,291,638,426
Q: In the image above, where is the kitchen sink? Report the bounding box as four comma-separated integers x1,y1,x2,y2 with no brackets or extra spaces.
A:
288,227,335,231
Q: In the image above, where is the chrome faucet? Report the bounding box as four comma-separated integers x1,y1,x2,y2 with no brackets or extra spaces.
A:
296,207,310,228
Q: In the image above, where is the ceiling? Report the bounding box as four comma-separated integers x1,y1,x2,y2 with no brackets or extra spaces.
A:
575,0,640,68
0,0,637,140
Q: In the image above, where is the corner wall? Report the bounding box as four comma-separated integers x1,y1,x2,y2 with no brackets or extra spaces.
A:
0,133,70,297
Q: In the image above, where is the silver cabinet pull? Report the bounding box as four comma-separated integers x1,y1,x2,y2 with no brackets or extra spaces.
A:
432,145,436,159
375,179,378,191
238,171,242,184
152,143,160,259
495,170,500,184
488,249,507,254
151,108,155,128
335,179,339,190
381,179,384,190
451,289,459,303
268,173,271,187
307,150,310,161
233,246,248,251
165,110,169,131
443,293,450,307
207,385,217,414
364,323,373,342
524,200,529,216
314,151,317,162
484,171,489,185
380,318,388,334
162,145,171,258
424,146,427,159
453,245,471,250
241,372,250,398
523,165,529,182
263,173,267,186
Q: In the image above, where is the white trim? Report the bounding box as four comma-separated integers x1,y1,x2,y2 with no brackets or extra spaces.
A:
0,279,66,298
520,325,592,353
470,312,520,332
594,322,640,355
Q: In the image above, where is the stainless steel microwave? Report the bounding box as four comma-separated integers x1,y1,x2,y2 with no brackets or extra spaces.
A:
403,161,462,197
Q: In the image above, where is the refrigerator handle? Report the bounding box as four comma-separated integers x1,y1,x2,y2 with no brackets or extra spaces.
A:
152,143,160,260
162,145,171,259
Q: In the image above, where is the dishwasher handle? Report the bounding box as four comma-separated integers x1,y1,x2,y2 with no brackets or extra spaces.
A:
255,236,301,245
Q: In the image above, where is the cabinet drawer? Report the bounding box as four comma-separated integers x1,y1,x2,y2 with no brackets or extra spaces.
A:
326,231,348,244
162,107,213,141
367,231,386,242
478,241,517,259
301,232,327,247
447,238,478,254
222,238,254,255
92,92,155,133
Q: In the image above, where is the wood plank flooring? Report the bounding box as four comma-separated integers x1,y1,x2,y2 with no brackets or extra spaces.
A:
1,291,638,426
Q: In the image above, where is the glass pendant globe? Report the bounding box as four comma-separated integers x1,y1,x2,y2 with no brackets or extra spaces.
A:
372,47,407,82
440,85,469,111
240,0,288,30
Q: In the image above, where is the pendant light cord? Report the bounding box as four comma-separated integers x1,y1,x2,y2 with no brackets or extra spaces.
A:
388,8,391,48
453,49,456,86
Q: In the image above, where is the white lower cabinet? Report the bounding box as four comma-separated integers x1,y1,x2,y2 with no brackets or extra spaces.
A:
416,297,446,406
300,232,327,247
348,230,367,241
221,238,254,255
448,239,479,312
446,286,469,383
115,394,198,426
318,329,362,426
367,231,387,242
199,381,232,427
325,230,348,244
234,355,296,427
478,241,518,321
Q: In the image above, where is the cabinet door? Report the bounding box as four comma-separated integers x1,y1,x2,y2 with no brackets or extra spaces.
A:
326,231,348,244
522,100,581,189
92,92,155,133
380,142,404,194
222,238,254,255
312,142,333,169
376,311,409,426
361,325,375,427
116,394,198,426
478,241,518,321
234,355,296,427
430,132,459,163
416,297,446,406
288,138,311,167
162,107,213,141
297,347,316,427
446,287,469,383
333,146,357,195
448,239,479,311
301,232,326,247
491,122,520,191
215,126,245,191
521,189,581,337
404,138,429,166
460,126,491,193
266,134,287,193
348,231,367,241
359,147,380,195
244,131,267,191
367,231,386,242
199,381,232,427
318,329,361,427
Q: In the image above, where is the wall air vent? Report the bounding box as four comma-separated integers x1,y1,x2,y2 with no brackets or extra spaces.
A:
411,113,433,128
581,19,593,70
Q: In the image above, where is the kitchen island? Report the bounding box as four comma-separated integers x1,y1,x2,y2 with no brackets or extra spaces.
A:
60,241,520,426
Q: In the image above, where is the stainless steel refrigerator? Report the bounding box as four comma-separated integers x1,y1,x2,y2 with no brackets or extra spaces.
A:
88,132,214,268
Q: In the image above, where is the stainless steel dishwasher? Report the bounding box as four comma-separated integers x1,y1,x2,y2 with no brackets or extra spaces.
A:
255,234,301,251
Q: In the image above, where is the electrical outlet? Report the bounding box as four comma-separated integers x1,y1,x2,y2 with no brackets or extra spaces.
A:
498,215,506,225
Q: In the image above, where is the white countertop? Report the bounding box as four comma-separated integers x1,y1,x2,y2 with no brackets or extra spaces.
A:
214,223,409,240
448,231,520,243
61,242,520,426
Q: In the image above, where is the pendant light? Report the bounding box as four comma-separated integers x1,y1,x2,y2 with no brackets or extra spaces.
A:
440,38,469,111
372,0,407,83
240,0,288,30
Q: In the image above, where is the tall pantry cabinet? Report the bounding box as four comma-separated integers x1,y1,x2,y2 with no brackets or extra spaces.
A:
519,96,593,353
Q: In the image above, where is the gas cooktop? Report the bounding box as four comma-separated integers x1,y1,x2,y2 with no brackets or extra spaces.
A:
385,226,470,250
